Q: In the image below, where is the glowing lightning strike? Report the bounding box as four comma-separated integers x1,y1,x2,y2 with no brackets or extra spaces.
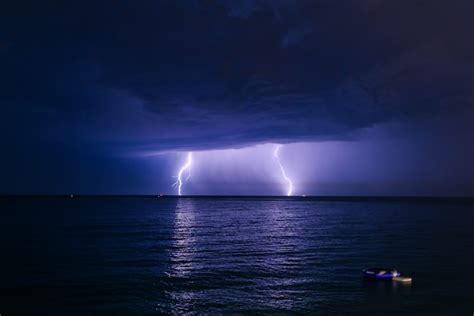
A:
173,152,192,196
273,145,293,196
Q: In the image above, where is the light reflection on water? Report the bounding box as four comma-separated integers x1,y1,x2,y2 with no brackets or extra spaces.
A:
166,199,319,313
167,199,198,314
170,199,197,278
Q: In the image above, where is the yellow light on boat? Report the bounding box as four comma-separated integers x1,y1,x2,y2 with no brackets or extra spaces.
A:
393,276,412,283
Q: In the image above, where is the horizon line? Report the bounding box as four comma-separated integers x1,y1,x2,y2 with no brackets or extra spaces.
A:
1,194,473,200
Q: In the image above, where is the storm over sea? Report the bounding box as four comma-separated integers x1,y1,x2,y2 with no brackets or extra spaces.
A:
0,197,472,315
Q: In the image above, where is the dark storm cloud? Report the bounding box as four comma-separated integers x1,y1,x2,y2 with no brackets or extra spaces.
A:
1,0,473,153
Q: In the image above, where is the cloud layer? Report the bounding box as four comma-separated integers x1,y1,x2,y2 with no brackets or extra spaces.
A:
1,0,472,153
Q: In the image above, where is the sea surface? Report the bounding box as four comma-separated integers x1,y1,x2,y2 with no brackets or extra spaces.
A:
0,196,472,315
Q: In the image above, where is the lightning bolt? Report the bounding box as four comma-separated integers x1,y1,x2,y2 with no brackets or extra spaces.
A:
173,152,192,196
273,145,293,196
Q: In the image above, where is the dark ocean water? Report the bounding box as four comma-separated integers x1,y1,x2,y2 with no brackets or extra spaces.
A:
0,196,473,315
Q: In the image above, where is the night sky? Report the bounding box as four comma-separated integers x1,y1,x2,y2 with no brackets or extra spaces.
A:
1,0,473,195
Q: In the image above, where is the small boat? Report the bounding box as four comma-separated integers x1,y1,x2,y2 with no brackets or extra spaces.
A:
363,267,400,280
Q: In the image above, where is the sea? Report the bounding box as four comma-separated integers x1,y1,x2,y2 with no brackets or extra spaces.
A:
0,196,472,315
